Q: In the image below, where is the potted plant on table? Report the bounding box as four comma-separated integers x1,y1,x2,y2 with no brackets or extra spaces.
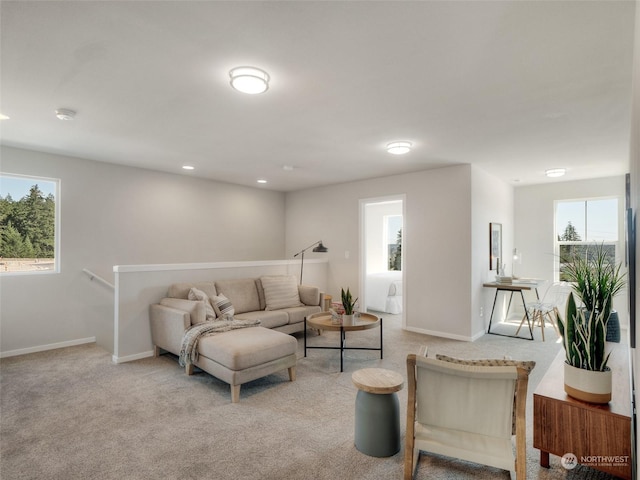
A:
341,288,358,326
557,243,626,403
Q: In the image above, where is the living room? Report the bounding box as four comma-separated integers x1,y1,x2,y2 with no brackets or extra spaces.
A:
1,2,639,479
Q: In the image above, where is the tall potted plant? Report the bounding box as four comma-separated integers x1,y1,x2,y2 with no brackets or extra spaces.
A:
557,243,626,403
341,288,358,326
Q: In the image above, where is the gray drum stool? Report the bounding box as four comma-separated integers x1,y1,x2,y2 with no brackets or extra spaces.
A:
352,368,404,457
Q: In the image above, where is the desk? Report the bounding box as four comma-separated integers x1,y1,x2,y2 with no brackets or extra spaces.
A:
533,345,632,479
484,281,541,340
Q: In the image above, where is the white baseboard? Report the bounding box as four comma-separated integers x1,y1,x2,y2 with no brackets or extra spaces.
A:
112,350,154,364
404,325,476,342
0,337,96,358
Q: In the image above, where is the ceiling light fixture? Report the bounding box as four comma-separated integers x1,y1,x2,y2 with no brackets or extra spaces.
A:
545,168,566,178
386,141,412,155
182,165,195,170
55,108,76,120
229,67,270,94
257,179,267,184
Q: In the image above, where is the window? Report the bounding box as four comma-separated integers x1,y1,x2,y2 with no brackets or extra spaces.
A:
0,174,59,274
385,215,402,271
556,197,619,281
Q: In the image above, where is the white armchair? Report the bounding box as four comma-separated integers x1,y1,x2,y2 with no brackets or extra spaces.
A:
404,353,533,479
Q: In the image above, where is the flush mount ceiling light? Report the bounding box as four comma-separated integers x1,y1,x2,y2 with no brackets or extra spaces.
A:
257,179,268,184
545,168,566,178
229,66,270,94
55,108,76,120
386,141,412,155
182,165,195,170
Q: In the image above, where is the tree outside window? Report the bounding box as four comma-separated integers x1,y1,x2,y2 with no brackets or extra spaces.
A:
0,175,58,273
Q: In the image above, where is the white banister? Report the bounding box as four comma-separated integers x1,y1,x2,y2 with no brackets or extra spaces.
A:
83,268,115,290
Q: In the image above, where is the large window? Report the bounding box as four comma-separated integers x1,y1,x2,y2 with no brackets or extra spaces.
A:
556,197,619,281
0,174,59,274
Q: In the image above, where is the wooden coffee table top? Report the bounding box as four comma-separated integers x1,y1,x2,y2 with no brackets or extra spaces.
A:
352,368,404,394
306,312,380,332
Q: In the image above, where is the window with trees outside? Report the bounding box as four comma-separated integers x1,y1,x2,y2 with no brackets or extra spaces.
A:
0,174,59,274
386,215,402,271
556,197,619,281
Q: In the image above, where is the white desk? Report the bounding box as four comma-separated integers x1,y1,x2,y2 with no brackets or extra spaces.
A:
484,280,543,340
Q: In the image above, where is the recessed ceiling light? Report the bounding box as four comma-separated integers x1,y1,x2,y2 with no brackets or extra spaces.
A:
55,108,76,120
0,113,9,120
545,168,566,178
257,179,267,184
229,67,270,94
182,165,195,170
386,141,412,155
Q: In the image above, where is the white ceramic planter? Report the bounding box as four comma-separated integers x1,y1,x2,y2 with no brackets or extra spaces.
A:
564,362,612,404
342,314,354,326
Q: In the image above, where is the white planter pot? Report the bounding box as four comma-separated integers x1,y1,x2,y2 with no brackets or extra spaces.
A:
342,314,354,326
564,362,612,404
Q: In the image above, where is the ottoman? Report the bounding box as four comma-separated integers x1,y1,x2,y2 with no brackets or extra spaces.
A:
188,326,298,403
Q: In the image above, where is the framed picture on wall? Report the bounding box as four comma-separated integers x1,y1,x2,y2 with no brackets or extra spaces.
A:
490,222,502,271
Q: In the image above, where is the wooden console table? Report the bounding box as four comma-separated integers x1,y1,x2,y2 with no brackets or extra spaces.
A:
533,343,632,479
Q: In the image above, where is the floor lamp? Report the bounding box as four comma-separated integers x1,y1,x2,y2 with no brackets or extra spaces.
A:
293,240,328,285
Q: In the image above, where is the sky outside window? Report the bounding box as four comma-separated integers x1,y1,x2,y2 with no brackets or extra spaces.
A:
556,198,618,242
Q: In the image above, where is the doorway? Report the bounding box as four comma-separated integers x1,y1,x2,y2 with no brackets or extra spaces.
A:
360,195,405,326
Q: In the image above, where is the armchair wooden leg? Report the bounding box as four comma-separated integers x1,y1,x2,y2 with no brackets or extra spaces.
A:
153,345,161,357
185,364,194,375
288,366,296,381
231,384,241,403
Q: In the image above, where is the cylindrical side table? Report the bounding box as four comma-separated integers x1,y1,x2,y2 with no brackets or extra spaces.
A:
352,368,404,457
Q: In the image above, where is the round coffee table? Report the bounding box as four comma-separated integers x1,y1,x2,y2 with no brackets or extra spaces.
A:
352,368,404,457
304,312,382,372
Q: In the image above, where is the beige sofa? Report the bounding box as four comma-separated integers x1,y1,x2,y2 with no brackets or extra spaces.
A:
150,275,324,402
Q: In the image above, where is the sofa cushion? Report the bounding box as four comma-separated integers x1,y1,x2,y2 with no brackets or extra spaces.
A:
235,310,289,329
211,293,235,318
188,287,216,320
298,285,320,306
215,279,261,314
198,326,297,371
261,275,303,311
160,298,207,325
282,305,322,324
167,282,217,300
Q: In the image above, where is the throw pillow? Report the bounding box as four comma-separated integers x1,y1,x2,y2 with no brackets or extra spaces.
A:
211,293,235,318
260,275,303,311
188,287,216,320
435,354,536,435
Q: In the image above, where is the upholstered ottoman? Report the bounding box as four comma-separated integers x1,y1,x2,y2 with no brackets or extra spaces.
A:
187,326,298,403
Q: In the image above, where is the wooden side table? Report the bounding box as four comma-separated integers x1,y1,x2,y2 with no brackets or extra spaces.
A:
352,368,404,457
533,344,632,479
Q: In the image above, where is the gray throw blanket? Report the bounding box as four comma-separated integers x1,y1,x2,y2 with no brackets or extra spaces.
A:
179,317,261,367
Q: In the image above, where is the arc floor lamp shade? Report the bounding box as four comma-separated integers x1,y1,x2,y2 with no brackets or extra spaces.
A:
294,240,328,284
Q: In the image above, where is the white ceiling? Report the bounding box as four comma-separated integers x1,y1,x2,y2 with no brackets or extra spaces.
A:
0,1,636,192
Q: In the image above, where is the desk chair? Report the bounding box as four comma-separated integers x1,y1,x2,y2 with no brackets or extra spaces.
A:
515,282,571,341
404,353,533,480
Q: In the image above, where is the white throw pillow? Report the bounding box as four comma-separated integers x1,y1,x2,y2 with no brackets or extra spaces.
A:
211,293,235,318
188,287,216,320
261,275,303,311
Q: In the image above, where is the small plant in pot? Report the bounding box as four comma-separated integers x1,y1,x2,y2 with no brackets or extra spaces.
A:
557,243,626,403
341,288,358,326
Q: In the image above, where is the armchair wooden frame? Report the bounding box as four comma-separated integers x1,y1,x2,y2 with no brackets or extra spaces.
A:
404,354,530,480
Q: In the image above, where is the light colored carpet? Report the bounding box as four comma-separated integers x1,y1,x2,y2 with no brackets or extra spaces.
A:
0,315,621,479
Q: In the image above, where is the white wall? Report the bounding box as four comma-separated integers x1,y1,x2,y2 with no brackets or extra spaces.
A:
514,176,628,325
471,166,515,337
0,146,286,356
285,164,474,340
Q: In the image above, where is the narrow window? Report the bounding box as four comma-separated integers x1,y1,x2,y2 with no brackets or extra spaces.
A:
0,174,59,274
